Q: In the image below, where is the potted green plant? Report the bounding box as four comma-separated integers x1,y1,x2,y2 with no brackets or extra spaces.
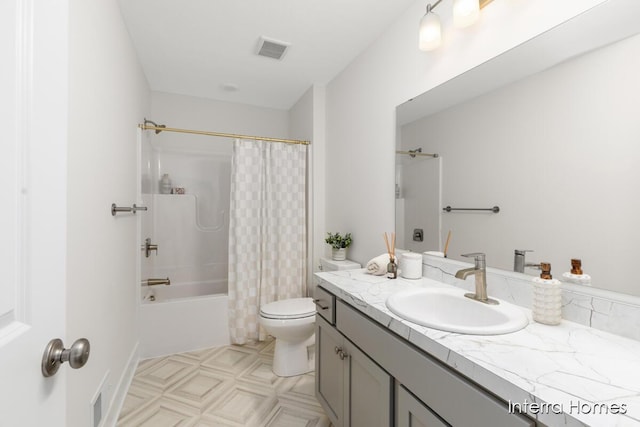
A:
325,232,352,260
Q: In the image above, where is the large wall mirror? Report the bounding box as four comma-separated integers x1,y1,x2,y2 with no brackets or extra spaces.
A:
396,0,640,297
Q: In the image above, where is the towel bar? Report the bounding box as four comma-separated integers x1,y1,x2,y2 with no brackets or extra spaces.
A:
111,203,148,216
443,206,500,213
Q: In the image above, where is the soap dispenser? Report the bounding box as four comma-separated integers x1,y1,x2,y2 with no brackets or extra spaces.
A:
561,258,591,285
532,262,562,325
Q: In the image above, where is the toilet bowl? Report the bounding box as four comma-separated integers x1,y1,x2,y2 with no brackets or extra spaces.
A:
259,297,316,377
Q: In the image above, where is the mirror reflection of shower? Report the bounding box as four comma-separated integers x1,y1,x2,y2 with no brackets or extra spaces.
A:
395,145,441,253
139,121,231,358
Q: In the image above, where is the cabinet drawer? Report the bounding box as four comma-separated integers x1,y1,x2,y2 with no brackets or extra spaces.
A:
314,286,335,324
336,300,534,427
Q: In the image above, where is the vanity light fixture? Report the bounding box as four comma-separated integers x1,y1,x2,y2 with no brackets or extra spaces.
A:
453,0,480,28
419,0,492,51
419,4,442,51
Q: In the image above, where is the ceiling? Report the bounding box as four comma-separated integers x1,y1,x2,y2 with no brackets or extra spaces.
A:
118,0,417,110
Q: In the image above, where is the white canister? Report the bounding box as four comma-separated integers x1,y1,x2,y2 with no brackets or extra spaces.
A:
532,277,562,325
160,174,172,194
401,253,422,279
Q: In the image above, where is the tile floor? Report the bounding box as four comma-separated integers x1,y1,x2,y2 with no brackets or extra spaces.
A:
117,339,331,426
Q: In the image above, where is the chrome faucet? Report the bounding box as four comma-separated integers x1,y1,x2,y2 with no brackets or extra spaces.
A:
455,253,498,305
513,249,541,273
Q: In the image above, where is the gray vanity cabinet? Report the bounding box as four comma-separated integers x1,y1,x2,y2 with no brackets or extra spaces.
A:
316,314,346,425
315,285,535,427
316,314,392,427
344,334,393,426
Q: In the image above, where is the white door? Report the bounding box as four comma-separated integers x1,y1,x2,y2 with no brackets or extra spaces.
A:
0,1,69,425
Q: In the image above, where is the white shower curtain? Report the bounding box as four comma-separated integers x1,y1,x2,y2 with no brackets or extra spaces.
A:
228,139,308,344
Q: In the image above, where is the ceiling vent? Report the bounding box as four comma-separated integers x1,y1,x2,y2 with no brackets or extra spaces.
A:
256,36,290,60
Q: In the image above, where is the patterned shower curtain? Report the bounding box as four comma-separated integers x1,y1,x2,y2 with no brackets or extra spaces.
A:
228,139,308,344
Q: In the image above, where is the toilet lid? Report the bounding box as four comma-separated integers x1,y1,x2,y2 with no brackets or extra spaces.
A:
260,297,315,319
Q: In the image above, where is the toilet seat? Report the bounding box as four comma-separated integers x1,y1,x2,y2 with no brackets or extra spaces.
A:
259,297,315,320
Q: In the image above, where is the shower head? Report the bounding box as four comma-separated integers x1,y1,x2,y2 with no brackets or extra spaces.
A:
143,118,166,134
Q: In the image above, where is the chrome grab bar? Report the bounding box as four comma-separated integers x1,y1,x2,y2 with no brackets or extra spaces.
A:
132,204,147,213
142,277,170,286
111,203,148,216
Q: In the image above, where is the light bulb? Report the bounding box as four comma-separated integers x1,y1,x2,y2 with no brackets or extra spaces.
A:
453,0,479,28
419,7,442,51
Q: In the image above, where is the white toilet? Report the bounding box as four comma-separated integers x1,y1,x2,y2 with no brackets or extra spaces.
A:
259,257,361,377
259,297,316,377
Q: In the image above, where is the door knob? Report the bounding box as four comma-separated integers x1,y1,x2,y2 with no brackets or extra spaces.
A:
41,338,90,377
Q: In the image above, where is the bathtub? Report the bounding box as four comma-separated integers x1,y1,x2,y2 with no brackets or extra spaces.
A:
139,280,230,358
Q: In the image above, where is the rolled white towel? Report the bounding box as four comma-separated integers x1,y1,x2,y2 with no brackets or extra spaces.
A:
366,254,391,275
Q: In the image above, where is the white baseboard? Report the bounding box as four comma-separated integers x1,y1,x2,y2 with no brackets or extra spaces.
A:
102,341,140,427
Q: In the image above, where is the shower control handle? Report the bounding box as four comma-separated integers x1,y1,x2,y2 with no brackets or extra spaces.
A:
144,238,158,257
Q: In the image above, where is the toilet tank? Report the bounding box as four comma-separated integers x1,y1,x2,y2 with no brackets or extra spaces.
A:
319,257,361,271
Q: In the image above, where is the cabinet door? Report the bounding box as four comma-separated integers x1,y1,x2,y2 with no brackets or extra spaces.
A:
316,315,347,426
345,340,393,427
397,385,449,427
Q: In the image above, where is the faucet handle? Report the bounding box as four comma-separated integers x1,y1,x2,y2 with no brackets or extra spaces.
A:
461,252,486,268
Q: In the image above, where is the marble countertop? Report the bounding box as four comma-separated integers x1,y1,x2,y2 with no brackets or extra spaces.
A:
315,269,640,427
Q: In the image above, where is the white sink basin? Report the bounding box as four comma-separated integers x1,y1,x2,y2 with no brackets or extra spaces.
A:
386,287,528,335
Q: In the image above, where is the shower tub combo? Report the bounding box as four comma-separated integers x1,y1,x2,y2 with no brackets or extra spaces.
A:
139,134,232,358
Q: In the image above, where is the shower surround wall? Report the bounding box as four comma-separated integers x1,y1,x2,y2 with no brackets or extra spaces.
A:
142,143,231,289
140,131,231,358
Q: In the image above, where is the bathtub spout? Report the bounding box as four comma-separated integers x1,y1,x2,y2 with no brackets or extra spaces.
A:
143,277,170,286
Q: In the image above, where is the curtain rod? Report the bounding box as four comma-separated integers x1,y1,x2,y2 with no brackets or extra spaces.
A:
138,123,311,146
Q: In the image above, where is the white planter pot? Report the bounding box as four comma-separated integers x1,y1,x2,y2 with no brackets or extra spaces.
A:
332,248,346,261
